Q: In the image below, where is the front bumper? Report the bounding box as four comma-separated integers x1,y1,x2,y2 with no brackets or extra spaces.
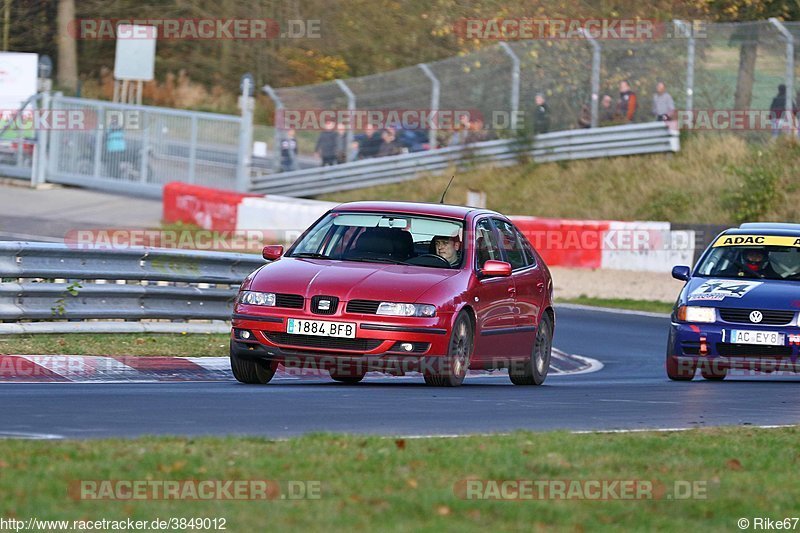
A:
669,321,800,372
231,307,453,372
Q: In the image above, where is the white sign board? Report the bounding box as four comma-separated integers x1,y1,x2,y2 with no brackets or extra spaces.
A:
0,52,38,110
114,25,156,81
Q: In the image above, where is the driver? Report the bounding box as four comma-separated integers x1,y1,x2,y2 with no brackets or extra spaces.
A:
738,248,779,278
432,235,462,266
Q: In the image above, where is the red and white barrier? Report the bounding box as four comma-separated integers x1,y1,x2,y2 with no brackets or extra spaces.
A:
161,183,694,271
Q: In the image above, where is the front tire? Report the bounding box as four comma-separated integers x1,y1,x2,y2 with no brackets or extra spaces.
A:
666,354,695,381
424,311,473,387
329,370,366,383
230,346,277,384
509,314,552,386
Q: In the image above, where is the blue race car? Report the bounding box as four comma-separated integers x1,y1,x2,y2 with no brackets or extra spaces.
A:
667,223,800,381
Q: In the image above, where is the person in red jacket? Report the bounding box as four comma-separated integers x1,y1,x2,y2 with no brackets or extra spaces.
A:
617,80,637,122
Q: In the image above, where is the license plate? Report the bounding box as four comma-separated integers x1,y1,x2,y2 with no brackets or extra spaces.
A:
286,318,356,338
728,330,785,346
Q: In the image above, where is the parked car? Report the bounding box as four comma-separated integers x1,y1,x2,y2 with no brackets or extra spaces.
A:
230,201,555,386
667,223,800,381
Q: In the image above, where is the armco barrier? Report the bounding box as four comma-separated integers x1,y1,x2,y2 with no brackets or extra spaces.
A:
163,182,259,230
0,242,264,328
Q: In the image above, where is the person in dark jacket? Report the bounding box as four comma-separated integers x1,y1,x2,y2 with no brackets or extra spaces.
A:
280,128,298,172
770,84,789,138
533,93,550,134
617,80,637,122
315,119,340,166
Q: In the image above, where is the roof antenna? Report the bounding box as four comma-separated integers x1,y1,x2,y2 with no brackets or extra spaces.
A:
439,175,456,204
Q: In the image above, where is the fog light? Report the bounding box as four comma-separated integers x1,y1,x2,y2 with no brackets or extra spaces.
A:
240,330,251,340
401,342,414,352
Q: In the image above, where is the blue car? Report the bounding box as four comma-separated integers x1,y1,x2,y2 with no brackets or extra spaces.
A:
667,223,800,381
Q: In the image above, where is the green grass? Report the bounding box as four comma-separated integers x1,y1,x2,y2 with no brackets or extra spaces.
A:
320,134,800,225
1,427,799,530
0,333,230,357
558,297,674,314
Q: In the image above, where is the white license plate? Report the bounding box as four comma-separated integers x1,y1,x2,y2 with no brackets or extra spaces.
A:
728,330,785,346
286,318,356,338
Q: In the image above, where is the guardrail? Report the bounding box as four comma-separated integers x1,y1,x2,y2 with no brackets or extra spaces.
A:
0,242,264,334
251,122,679,197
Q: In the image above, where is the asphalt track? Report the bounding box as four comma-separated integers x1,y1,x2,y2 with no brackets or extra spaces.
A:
2,306,800,439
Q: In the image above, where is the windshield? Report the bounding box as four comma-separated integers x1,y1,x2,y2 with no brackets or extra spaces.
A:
696,235,800,280
287,212,465,268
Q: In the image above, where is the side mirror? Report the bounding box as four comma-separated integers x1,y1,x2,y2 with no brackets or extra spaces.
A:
672,265,691,281
481,260,512,277
262,245,284,261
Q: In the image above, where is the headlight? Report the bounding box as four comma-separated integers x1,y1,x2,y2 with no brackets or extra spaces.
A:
677,305,716,323
376,302,436,317
238,291,276,306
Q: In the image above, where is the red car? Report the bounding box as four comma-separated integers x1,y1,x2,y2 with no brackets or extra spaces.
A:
230,201,555,387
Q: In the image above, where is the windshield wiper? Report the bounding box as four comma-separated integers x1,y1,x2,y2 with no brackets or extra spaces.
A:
344,257,409,265
290,252,331,259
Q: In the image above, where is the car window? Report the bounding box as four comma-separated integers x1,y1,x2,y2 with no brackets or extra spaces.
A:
515,227,538,267
493,218,528,270
475,218,502,270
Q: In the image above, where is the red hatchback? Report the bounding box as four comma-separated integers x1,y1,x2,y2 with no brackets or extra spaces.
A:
230,201,555,386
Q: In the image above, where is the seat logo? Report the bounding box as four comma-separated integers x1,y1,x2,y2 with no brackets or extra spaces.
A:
749,310,763,323
317,300,331,311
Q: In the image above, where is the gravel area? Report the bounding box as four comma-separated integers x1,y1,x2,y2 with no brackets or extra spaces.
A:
550,267,683,303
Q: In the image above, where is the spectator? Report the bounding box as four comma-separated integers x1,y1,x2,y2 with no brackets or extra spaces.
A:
376,127,401,157
465,117,495,143
448,114,471,146
355,123,377,159
103,115,126,177
599,94,616,124
617,80,637,123
533,93,550,134
279,128,298,172
315,119,340,166
577,103,591,128
652,82,675,122
336,122,348,164
770,84,789,138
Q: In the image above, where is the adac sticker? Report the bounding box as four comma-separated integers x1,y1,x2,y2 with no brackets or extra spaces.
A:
713,235,800,247
688,279,763,301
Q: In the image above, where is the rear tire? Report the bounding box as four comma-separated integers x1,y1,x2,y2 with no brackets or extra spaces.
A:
509,314,552,386
424,311,473,387
230,346,277,384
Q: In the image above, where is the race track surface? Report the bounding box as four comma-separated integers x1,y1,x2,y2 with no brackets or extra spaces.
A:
2,307,800,439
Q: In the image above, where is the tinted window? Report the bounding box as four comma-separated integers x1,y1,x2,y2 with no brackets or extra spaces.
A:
475,218,502,270
493,218,527,270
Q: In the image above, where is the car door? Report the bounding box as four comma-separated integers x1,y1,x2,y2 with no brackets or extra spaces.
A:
471,217,521,364
493,218,543,351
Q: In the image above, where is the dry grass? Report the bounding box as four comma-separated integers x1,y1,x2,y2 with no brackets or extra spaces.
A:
320,134,799,224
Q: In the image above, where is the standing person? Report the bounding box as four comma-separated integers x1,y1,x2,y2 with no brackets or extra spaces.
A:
599,94,616,124
315,119,339,166
533,93,550,134
280,128,298,172
617,80,637,123
770,84,788,138
652,82,675,122
335,122,348,164
103,115,126,178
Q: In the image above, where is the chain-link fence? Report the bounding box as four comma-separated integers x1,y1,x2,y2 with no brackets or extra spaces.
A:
266,19,798,169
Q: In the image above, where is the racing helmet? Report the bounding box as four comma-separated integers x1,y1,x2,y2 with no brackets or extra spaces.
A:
741,248,768,271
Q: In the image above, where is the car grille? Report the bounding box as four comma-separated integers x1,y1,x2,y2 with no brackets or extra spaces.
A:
719,308,795,326
275,293,304,309
265,333,382,352
346,300,381,314
311,295,339,315
716,343,792,357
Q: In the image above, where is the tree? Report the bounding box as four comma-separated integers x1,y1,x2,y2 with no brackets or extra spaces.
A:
57,0,77,92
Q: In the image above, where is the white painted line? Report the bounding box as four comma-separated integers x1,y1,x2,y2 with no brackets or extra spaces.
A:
0,431,65,440
571,424,800,435
557,303,670,319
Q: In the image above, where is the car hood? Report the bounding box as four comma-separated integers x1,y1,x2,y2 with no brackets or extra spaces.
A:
682,277,800,310
250,258,460,302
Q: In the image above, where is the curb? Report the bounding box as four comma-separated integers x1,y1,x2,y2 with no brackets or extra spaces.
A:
0,349,602,383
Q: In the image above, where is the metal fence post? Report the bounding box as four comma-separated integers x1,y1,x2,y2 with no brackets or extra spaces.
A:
674,20,695,128
499,42,520,131
46,92,64,183
335,79,355,162
93,105,104,178
32,90,50,186
139,111,150,183
188,114,198,183
236,76,254,192
262,85,286,172
418,63,440,150
578,29,601,128
769,18,795,134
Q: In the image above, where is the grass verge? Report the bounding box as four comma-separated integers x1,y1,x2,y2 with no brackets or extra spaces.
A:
0,333,230,357
0,427,797,530
557,297,674,314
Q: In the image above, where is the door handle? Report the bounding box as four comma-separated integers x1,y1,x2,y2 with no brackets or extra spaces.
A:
536,282,545,292
507,287,516,296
